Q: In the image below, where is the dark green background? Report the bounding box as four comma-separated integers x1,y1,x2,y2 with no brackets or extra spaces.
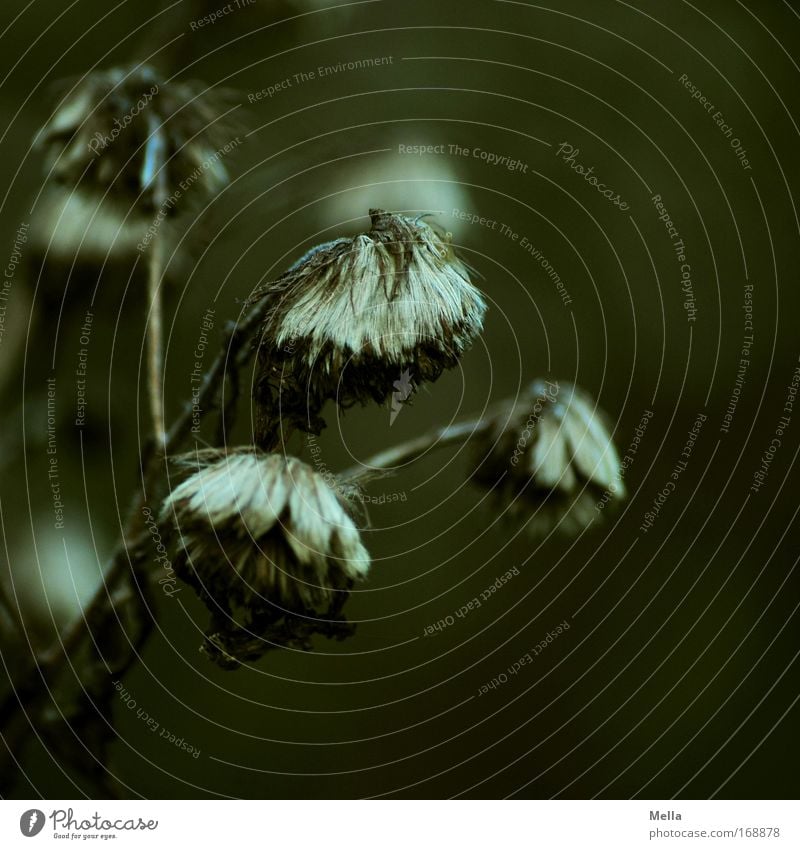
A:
0,0,798,799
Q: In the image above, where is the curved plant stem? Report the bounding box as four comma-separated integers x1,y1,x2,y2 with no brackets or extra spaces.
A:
146,239,166,452
340,415,493,484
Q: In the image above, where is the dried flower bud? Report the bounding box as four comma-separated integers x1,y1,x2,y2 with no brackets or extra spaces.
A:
37,64,233,208
471,380,625,536
251,209,487,440
161,450,370,620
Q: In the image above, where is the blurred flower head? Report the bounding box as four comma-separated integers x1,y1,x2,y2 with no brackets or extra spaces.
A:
252,209,487,437
37,64,233,206
161,449,370,621
471,380,625,536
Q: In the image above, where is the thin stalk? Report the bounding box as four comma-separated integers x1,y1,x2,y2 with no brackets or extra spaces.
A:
340,415,493,484
145,238,166,452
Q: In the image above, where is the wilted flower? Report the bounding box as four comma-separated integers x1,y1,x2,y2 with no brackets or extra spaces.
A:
161,450,370,622
471,380,625,536
251,209,487,440
37,64,233,206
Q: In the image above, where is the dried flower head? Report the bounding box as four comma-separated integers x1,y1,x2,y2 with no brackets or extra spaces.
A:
37,64,233,208
162,449,370,622
471,380,625,536
251,209,487,439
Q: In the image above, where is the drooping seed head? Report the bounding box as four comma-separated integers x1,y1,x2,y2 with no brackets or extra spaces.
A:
161,449,370,618
37,64,234,208
252,209,487,438
471,380,625,536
